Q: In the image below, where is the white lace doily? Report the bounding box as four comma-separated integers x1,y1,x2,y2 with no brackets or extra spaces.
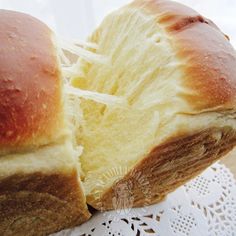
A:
54,162,236,236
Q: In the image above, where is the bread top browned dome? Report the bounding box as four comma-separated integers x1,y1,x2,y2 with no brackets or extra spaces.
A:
131,0,236,112
0,10,64,155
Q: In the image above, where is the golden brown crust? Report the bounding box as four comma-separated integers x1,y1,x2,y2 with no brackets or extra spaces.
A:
0,10,63,154
130,0,236,111
88,126,236,210
0,170,91,236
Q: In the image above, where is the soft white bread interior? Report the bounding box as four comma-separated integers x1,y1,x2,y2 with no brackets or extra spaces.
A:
0,10,90,235
71,0,236,210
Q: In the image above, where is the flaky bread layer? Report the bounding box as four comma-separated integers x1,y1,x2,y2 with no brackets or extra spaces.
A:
0,142,90,235
0,171,90,236
87,125,236,210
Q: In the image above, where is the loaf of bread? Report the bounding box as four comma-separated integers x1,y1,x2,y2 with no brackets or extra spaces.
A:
73,0,236,210
1,0,236,235
0,10,90,235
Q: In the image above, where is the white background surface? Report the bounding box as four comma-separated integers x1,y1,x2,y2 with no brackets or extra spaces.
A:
0,0,236,48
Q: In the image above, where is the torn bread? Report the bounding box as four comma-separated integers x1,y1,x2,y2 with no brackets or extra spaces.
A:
1,0,236,234
71,0,236,210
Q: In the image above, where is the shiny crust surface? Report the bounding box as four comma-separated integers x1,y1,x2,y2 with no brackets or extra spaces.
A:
0,10,63,153
0,170,91,236
130,0,236,111
87,126,236,210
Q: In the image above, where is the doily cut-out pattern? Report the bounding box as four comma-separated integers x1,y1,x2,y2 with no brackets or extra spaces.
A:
54,163,236,236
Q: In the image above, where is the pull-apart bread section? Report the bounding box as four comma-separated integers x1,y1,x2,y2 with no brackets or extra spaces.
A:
72,0,236,210
0,10,90,236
